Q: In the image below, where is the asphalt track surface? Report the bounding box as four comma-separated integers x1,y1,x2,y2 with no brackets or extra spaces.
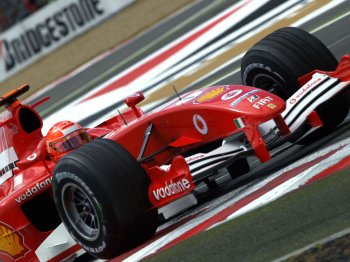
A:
28,0,350,260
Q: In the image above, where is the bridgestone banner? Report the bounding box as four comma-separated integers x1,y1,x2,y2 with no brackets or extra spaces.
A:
0,0,134,82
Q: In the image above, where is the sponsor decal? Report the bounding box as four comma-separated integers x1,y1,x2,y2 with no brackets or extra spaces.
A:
230,90,259,107
233,117,245,129
267,103,276,109
193,114,208,135
289,76,323,104
3,0,105,71
15,177,52,204
0,147,18,185
0,222,30,260
221,89,242,100
152,179,191,201
76,240,106,254
27,153,37,161
176,90,203,105
185,153,206,163
247,94,259,103
253,96,274,109
194,86,228,103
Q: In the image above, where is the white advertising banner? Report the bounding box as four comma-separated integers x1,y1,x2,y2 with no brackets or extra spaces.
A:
0,0,134,82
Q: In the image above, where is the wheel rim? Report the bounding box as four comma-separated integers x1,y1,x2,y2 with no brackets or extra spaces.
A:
251,72,289,100
61,183,100,241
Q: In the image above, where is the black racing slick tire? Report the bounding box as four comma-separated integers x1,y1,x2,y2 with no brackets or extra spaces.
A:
52,139,158,259
241,27,338,99
241,27,349,141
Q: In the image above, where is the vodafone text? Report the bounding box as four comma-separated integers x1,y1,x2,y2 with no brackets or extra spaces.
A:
290,77,322,104
15,177,52,203
153,179,191,200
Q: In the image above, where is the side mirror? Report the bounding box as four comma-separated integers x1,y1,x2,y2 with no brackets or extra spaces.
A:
125,92,144,107
124,92,145,118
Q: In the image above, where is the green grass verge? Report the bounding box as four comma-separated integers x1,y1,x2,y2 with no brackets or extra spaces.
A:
147,168,350,261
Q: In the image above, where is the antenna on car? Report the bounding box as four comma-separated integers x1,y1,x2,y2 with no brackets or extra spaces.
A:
117,108,128,126
172,84,182,104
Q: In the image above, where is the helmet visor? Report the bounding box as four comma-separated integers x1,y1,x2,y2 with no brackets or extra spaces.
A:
51,129,90,153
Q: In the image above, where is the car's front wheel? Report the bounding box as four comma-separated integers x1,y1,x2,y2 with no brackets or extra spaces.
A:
241,27,349,143
53,138,158,259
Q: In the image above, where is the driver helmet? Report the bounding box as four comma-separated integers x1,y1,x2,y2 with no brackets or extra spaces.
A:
46,120,90,161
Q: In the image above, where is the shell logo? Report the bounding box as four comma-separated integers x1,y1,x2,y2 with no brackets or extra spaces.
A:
194,86,227,104
0,222,29,260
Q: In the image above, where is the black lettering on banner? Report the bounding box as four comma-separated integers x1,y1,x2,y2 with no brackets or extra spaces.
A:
45,17,60,41
36,23,51,47
4,40,15,71
69,4,85,26
53,12,69,36
80,0,94,21
11,39,23,63
62,7,77,31
25,29,41,53
91,0,104,15
3,0,106,72
20,34,33,59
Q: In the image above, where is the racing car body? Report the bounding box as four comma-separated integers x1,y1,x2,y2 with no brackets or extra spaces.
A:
0,27,350,261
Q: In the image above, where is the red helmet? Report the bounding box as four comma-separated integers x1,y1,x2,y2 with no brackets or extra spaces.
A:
46,120,90,161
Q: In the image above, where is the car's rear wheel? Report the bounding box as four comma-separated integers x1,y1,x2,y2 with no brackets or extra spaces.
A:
53,138,158,259
241,27,349,142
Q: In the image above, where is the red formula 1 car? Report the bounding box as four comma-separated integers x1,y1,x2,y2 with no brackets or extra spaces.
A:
0,27,350,261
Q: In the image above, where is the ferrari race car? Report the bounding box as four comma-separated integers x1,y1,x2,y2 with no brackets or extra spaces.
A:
0,27,349,261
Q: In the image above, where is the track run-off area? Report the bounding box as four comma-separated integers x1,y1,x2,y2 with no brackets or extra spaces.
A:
25,0,350,261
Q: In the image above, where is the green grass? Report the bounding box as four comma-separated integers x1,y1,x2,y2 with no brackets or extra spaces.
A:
147,168,350,262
